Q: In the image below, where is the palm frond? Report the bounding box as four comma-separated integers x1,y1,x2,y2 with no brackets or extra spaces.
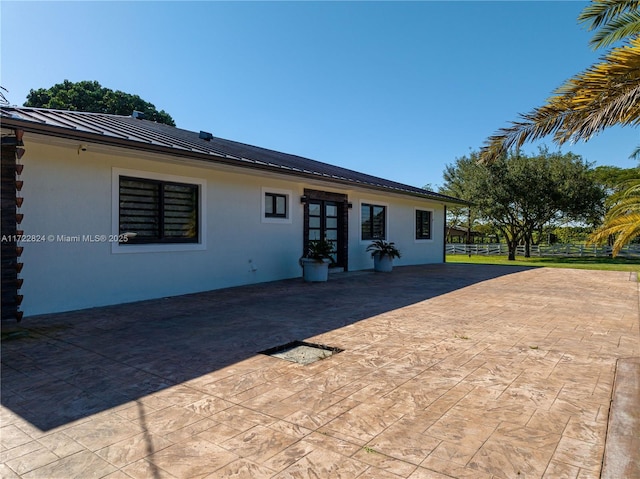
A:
578,0,640,32
587,10,640,49
480,37,640,163
607,197,640,217
587,211,640,256
588,177,640,256
630,145,640,160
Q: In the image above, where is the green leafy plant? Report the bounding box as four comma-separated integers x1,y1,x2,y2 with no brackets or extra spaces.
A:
303,239,336,263
366,240,401,259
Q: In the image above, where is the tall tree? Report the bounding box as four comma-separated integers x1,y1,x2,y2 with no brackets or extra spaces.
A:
440,161,481,243
480,0,640,163
24,80,175,126
443,149,604,260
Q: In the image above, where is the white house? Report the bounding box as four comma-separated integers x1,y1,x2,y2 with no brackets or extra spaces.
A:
0,107,465,319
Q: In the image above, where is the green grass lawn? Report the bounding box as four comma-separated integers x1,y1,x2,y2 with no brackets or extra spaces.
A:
446,254,640,273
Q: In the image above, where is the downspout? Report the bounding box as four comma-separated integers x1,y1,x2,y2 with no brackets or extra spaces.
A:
443,204,447,263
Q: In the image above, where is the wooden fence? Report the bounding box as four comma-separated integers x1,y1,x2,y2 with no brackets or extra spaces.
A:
446,243,640,259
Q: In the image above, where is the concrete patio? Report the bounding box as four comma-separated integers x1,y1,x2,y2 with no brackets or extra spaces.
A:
1,264,638,479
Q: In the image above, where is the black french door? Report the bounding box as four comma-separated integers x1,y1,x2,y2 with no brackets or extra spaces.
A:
304,190,348,269
307,200,340,265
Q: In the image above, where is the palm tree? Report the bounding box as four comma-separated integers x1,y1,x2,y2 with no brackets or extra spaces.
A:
479,0,640,163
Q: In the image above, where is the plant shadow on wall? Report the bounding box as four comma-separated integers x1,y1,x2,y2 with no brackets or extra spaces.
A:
0,264,533,431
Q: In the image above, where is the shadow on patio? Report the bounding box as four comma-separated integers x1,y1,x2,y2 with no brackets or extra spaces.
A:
1,263,531,431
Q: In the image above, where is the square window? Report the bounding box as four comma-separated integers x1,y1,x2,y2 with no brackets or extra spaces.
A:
261,188,292,224
265,192,288,218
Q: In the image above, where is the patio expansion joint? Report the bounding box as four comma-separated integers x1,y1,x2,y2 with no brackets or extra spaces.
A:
601,357,638,478
600,279,640,478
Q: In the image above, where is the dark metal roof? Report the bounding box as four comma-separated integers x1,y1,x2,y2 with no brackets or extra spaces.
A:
1,106,466,204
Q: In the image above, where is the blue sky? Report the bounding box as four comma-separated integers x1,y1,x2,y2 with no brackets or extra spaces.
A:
1,1,637,190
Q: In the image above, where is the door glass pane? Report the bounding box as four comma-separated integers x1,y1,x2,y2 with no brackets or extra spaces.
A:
309,217,320,228
309,203,321,216
326,204,337,216
327,239,338,263
326,230,338,240
326,217,337,229
308,230,320,240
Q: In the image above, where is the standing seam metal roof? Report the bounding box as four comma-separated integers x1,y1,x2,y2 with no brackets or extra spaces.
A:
1,106,466,204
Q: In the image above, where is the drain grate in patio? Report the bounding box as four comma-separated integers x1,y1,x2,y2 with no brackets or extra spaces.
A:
260,340,344,365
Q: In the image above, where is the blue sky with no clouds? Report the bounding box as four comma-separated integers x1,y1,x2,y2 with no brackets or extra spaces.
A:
1,1,637,190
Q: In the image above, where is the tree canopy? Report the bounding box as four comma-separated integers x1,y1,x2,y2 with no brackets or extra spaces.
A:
24,80,175,126
590,165,640,194
442,149,604,260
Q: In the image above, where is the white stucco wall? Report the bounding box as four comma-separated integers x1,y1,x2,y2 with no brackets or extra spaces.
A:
19,135,447,316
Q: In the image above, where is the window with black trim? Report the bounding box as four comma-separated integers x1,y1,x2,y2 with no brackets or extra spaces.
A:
416,209,432,240
265,192,288,218
119,176,199,244
361,203,386,240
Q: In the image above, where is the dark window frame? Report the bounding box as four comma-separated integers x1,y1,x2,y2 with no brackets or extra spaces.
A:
264,192,288,218
119,176,199,244
415,209,432,240
361,203,386,241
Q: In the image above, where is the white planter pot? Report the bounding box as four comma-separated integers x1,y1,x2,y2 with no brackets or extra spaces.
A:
301,258,331,282
373,254,394,272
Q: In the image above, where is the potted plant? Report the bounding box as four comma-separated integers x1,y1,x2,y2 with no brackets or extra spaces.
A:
366,239,401,272
300,239,335,282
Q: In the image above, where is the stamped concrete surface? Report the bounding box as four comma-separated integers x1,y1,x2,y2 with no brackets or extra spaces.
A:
1,264,638,479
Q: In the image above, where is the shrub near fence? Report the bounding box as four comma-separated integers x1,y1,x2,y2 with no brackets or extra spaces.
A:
446,243,640,259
